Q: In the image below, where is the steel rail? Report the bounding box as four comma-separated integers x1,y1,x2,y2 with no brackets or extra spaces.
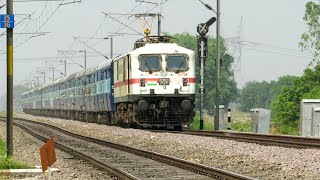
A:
4,117,255,180
3,119,139,180
153,129,320,149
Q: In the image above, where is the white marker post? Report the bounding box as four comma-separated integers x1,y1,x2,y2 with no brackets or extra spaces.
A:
227,108,231,130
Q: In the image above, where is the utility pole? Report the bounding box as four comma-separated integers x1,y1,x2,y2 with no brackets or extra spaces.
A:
35,76,39,87
84,50,87,69
52,67,55,81
6,0,13,157
64,60,67,77
105,34,122,59
158,13,161,36
41,72,46,84
110,36,113,59
214,0,221,131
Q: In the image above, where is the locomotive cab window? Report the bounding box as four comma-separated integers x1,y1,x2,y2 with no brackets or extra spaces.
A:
166,54,189,73
139,55,161,73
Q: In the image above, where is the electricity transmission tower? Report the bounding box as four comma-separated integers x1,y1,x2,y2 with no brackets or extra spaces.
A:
225,17,244,86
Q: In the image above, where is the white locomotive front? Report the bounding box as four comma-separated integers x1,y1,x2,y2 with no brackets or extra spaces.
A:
113,40,196,129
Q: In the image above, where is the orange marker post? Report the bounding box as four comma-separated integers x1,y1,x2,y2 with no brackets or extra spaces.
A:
40,136,56,177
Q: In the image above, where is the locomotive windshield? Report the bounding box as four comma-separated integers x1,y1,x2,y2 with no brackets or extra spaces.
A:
166,54,188,73
139,55,161,72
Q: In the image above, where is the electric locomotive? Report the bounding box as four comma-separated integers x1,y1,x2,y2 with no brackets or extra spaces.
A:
22,36,196,129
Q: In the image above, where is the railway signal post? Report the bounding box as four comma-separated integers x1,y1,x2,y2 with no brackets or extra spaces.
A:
197,17,216,130
197,35,207,130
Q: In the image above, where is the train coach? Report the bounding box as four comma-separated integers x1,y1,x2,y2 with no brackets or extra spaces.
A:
22,37,196,129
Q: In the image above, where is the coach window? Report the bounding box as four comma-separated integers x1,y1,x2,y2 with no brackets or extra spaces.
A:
116,61,119,80
166,54,189,73
139,55,161,72
118,58,124,81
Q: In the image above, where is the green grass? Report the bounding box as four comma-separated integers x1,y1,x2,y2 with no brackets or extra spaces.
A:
191,111,300,135
0,139,30,169
232,120,252,132
0,139,6,156
190,111,252,131
0,112,6,118
190,112,213,130
271,121,299,135
0,158,30,169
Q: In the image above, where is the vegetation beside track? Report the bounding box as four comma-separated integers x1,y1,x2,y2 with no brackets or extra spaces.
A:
0,139,29,169
0,112,6,117
191,111,252,132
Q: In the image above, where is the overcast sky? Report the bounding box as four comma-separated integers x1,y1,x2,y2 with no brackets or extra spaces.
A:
0,0,311,96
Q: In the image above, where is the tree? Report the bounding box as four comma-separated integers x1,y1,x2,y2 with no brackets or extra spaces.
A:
238,75,297,112
170,33,238,113
269,1,320,124
269,75,298,103
300,1,320,63
272,66,320,123
239,81,272,112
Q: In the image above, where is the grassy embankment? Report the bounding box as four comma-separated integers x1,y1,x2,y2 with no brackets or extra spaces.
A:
0,111,30,169
190,111,299,135
270,121,299,135
0,139,29,169
190,111,252,132
0,112,6,117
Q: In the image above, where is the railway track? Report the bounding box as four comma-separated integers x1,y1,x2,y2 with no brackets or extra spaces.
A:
153,129,320,149
1,117,255,180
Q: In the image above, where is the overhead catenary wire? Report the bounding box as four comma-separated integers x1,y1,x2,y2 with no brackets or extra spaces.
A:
74,37,109,59
103,12,144,36
0,53,103,61
24,0,166,76
110,0,167,35
14,0,66,49
243,46,314,59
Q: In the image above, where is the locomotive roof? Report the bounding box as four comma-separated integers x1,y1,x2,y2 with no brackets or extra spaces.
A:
129,43,194,56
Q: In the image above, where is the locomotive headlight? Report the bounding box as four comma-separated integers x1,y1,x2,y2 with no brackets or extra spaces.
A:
181,100,192,110
159,78,170,85
138,100,148,111
182,78,188,86
140,78,145,87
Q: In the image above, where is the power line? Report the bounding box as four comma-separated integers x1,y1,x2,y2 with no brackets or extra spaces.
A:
111,0,167,35
243,46,314,59
241,41,304,53
103,12,144,36
0,54,102,61
13,0,63,2
14,0,66,49
242,43,311,57
74,37,109,59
